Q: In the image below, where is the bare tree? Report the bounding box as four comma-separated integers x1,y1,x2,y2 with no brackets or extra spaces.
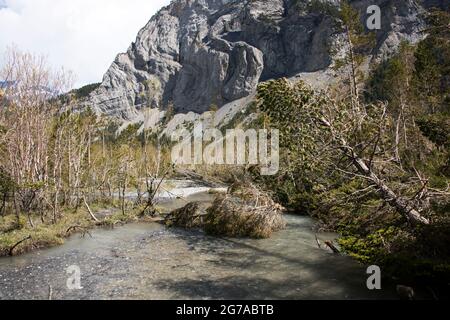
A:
0,46,74,224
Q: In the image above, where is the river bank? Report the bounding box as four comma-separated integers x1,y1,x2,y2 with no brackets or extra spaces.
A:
0,180,227,258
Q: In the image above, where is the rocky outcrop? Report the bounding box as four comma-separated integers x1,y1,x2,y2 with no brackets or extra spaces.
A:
85,0,441,123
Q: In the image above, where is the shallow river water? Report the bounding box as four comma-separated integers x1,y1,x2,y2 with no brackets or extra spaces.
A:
0,191,397,300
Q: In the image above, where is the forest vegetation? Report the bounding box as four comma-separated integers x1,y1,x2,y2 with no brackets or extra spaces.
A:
0,3,448,296
0,47,174,256
253,7,450,292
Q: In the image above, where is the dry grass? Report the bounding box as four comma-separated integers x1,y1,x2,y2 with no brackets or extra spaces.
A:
166,182,286,239
205,182,286,239
165,202,206,229
0,210,90,257
0,203,142,257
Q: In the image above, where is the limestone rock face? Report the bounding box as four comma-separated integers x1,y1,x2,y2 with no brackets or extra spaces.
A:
85,0,441,122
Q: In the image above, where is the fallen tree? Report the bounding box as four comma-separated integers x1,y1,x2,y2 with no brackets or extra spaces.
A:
204,182,285,238
319,116,430,225
83,197,100,223
9,235,32,256
165,202,206,229
166,183,286,239
257,79,432,226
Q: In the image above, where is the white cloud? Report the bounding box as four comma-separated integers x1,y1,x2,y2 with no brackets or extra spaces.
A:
0,0,171,88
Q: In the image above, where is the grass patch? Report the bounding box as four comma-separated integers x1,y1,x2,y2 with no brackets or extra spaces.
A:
0,202,144,257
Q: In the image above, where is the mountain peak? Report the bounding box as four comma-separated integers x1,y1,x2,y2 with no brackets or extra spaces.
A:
84,0,430,123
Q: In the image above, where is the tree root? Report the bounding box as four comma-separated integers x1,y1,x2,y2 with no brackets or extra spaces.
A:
9,235,32,256
66,225,92,238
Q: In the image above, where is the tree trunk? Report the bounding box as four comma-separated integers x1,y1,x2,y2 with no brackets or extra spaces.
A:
121,184,125,216
83,197,100,223
320,117,430,226
346,27,360,114
0,193,6,216
27,212,35,228
352,156,430,225
395,112,402,165
13,191,20,224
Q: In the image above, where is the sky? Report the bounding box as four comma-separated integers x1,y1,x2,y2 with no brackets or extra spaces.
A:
0,0,171,88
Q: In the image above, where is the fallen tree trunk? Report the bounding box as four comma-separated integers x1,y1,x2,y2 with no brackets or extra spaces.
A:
315,234,322,249
83,197,100,223
9,235,32,256
66,225,92,237
165,202,206,229
320,117,430,226
48,285,53,301
325,240,340,254
350,149,430,225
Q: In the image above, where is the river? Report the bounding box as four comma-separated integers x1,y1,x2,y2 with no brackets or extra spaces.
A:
0,186,397,300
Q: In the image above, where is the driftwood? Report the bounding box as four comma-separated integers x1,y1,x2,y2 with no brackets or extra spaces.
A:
426,286,439,301
397,285,415,300
175,169,204,181
166,183,286,239
66,225,80,234
66,225,92,238
166,202,206,229
83,197,100,223
315,234,322,249
9,235,32,256
113,220,126,228
324,240,340,254
175,169,222,188
48,285,53,300
205,183,286,239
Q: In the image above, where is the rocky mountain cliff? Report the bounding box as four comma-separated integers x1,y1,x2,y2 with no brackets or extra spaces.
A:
84,0,444,125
